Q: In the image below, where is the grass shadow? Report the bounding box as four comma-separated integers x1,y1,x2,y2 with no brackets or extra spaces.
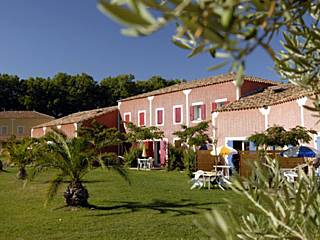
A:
86,199,224,217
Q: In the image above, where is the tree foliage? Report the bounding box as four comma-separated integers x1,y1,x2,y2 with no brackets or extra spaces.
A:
125,122,164,142
201,157,320,240
98,0,320,110
173,121,210,148
30,129,128,207
248,125,317,148
1,137,40,179
0,73,182,118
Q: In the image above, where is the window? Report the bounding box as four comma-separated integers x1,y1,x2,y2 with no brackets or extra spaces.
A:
173,105,183,124
190,102,206,122
0,126,8,136
212,98,230,112
123,112,132,128
155,108,164,126
138,110,146,126
17,126,24,135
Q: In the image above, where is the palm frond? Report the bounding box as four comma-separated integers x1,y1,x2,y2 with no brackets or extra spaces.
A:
45,173,65,207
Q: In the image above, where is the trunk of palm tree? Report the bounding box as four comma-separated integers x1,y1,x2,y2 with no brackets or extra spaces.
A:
17,167,27,179
64,180,89,207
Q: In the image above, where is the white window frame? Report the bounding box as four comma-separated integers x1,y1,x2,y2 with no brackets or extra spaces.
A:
123,112,132,123
215,98,228,103
214,98,228,111
0,125,8,136
173,105,183,125
137,110,146,127
191,101,204,123
155,108,164,126
224,137,248,151
17,126,24,135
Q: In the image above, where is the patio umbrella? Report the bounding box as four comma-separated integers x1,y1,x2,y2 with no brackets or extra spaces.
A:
280,146,320,158
217,145,238,156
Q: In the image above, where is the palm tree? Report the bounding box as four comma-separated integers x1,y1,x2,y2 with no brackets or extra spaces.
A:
2,137,37,179
31,129,128,207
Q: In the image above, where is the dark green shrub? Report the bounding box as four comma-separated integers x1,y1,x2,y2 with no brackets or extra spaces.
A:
123,147,142,167
183,148,196,178
167,144,184,171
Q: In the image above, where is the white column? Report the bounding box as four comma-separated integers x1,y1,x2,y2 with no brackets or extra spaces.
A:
42,127,47,135
147,96,154,126
211,112,219,140
74,123,78,137
232,80,242,100
183,89,192,127
259,106,271,130
118,101,122,109
296,97,307,127
31,128,34,138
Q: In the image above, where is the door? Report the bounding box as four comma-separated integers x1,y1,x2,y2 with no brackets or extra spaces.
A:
153,141,161,166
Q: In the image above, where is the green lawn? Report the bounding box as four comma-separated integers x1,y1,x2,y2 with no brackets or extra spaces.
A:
0,168,246,240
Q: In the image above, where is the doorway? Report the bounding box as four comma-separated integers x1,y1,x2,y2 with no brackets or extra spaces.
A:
153,141,161,166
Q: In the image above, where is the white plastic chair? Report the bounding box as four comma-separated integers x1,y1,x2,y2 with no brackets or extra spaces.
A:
190,170,205,189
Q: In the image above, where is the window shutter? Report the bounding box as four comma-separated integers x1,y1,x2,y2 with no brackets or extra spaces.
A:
125,114,130,123
190,106,194,121
212,102,217,112
175,107,181,123
201,104,206,120
157,110,163,125
139,112,145,126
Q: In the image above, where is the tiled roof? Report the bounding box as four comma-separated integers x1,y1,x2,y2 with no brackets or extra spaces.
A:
120,73,279,102
218,84,312,112
0,111,54,119
33,106,118,128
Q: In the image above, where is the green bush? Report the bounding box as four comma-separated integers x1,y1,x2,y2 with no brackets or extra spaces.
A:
183,148,196,178
167,144,184,171
123,147,142,167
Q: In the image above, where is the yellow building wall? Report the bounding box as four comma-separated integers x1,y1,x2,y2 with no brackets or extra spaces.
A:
0,118,53,141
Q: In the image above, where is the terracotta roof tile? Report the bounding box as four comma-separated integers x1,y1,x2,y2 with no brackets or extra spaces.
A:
120,73,279,102
33,106,118,128
0,111,54,119
218,84,312,112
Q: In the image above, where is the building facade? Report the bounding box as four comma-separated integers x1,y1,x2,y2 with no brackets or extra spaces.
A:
215,85,320,152
0,111,54,146
118,73,277,164
32,106,119,138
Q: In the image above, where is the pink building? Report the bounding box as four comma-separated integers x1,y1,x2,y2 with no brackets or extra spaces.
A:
118,73,277,165
32,106,119,138
215,84,320,151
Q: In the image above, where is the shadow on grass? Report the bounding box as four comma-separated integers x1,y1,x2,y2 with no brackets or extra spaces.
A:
40,179,108,184
85,199,223,217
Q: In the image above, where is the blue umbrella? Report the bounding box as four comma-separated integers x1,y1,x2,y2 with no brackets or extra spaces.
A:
280,146,320,158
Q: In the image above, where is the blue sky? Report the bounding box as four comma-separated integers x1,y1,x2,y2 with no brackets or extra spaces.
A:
0,1,283,82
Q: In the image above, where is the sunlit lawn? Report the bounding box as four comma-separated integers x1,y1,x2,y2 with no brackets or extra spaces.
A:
0,168,246,240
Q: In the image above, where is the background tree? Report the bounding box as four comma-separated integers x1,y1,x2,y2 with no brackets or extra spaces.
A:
136,75,183,94
0,74,23,111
